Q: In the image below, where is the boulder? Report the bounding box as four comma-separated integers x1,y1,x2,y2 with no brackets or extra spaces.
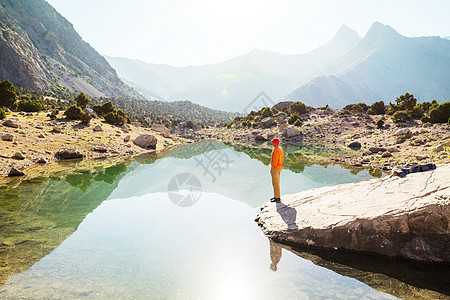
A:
272,101,292,111
93,125,103,132
13,152,25,160
283,127,302,138
255,135,266,141
255,164,450,263
3,119,19,128
261,117,274,128
93,147,108,153
37,158,48,164
55,148,84,159
52,126,62,133
1,134,15,142
8,167,25,177
152,124,171,138
133,134,157,149
276,114,288,124
347,141,361,148
394,128,412,139
369,147,386,154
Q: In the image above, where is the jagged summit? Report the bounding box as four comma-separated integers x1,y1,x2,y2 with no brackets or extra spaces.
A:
364,21,402,41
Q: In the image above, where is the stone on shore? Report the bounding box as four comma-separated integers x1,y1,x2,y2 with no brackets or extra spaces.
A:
255,164,450,263
8,167,25,177
133,134,157,149
261,117,274,128
3,119,19,128
284,127,302,138
347,141,361,148
1,134,15,142
152,124,170,138
13,151,25,160
55,148,84,159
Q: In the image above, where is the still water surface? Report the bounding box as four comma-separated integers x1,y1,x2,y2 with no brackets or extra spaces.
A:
0,142,446,299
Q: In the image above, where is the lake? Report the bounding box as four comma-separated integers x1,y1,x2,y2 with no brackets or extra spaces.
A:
0,141,448,299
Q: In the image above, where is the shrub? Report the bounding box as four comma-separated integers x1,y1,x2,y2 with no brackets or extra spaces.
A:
421,116,430,123
429,102,450,123
288,113,302,125
290,102,308,115
261,107,273,119
49,113,57,120
17,99,47,112
411,104,424,119
342,103,364,115
80,112,92,124
0,108,6,119
0,80,17,108
448,116,450,125
186,120,194,128
395,93,417,111
392,110,412,123
64,105,83,120
93,101,115,117
376,119,384,128
367,101,385,115
293,118,303,126
75,92,90,108
104,112,120,125
271,120,277,127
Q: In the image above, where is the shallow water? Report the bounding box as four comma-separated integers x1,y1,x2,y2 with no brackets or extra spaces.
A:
0,142,447,299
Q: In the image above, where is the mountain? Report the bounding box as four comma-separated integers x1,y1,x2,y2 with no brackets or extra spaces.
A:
107,24,361,111
0,0,140,98
286,23,450,108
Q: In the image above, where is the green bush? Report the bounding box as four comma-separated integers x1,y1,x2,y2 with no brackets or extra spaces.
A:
75,92,90,108
411,104,424,119
428,102,450,123
0,80,17,109
271,120,277,127
293,118,303,126
17,99,47,112
64,105,83,120
421,115,430,123
261,107,273,119
93,101,115,117
394,93,417,111
376,119,384,128
342,103,365,115
104,112,120,124
0,108,6,119
392,110,412,123
49,113,57,120
290,102,308,115
288,113,302,125
80,112,92,124
367,101,385,115
448,116,450,125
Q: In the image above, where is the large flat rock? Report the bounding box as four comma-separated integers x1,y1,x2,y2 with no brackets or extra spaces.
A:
255,164,450,263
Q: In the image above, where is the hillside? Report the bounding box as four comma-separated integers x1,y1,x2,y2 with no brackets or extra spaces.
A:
0,0,140,98
106,25,362,111
287,23,450,108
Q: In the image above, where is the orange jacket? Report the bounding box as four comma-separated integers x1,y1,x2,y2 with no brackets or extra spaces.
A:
271,146,283,170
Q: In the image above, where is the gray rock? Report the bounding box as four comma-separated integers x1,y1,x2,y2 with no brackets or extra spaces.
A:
394,128,412,139
82,108,98,118
55,148,84,159
1,134,15,142
283,127,302,138
261,117,274,128
369,147,386,154
152,124,170,138
93,125,103,132
255,135,266,141
387,147,400,153
3,119,19,128
432,141,450,153
272,101,292,111
362,150,373,156
8,167,25,177
13,152,25,160
348,141,361,148
255,165,450,263
133,134,157,149
93,147,108,153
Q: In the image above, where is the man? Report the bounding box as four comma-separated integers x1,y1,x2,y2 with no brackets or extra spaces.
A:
270,138,283,202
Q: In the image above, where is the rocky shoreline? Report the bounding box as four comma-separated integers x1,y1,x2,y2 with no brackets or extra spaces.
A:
255,164,450,264
193,108,450,173
0,111,190,184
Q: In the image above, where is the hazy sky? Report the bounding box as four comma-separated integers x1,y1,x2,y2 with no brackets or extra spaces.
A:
46,0,450,66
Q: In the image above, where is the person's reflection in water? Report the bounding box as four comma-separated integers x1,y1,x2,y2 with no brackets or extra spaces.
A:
269,239,282,272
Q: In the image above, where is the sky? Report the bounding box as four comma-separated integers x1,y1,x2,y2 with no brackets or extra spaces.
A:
46,0,450,67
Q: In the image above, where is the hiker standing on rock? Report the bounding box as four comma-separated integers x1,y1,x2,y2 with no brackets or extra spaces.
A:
270,138,283,202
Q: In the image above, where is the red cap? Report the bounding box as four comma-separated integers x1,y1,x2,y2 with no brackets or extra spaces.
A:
272,138,280,145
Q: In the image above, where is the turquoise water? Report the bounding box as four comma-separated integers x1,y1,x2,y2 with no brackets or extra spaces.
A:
0,141,444,299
